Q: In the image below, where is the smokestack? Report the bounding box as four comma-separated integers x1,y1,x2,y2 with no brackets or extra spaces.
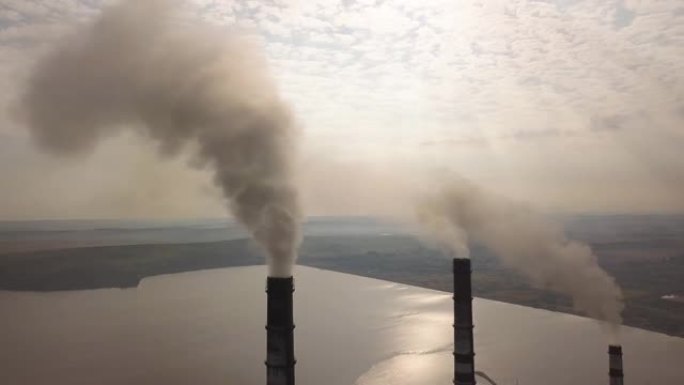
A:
453,258,476,385
266,277,296,385
609,345,624,385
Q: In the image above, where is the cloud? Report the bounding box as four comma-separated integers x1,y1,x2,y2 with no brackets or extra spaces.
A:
0,0,683,217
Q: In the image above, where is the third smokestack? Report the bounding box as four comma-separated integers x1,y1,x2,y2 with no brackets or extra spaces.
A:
609,345,624,385
453,258,476,385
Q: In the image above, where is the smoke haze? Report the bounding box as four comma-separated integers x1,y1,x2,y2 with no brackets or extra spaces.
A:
14,0,625,324
296,156,625,329
19,0,301,277
418,176,624,327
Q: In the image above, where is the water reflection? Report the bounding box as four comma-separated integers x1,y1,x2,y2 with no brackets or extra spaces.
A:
0,266,682,385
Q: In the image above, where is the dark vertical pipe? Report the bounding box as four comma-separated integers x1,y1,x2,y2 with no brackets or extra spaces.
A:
266,277,296,385
453,258,476,385
609,345,624,385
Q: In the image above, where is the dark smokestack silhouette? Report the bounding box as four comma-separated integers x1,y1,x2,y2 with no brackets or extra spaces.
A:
266,277,295,385
453,258,476,385
609,345,624,385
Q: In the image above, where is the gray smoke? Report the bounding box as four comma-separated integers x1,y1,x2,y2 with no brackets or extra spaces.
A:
19,0,301,277
418,177,624,328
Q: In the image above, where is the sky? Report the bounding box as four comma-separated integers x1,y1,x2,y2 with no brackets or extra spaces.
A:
0,0,683,219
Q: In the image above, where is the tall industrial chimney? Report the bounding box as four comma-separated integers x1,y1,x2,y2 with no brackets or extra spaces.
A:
609,345,624,385
266,277,296,385
453,258,476,385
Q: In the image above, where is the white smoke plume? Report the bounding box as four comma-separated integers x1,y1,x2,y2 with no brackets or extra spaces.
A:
418,176,624,328
18,0,301,277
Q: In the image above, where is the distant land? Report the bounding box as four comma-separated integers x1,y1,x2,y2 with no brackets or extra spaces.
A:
0,216,682,337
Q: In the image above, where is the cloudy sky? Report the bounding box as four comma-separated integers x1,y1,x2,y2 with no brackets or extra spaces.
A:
0,0,683,219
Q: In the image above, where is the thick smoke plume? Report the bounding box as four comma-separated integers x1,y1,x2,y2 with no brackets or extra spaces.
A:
418,177,624,328
19,0,301,277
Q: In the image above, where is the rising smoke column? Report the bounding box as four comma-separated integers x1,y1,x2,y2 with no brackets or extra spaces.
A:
418,177,624,328
19,0,301,277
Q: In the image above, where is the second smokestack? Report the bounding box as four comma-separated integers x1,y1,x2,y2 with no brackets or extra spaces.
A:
266,277,296,385
453,258,476,385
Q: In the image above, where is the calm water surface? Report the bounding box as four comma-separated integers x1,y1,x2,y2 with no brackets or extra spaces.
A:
1,266,682,385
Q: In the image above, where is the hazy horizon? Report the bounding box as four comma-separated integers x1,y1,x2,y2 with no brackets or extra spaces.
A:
4,212,684,226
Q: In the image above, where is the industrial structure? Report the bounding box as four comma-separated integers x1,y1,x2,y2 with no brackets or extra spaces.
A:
453,258,477,385
265,277,296,385
609,344,624,385
263,262,626,385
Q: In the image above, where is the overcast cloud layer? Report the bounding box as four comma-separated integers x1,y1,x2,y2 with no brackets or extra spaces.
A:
1,0,683,218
